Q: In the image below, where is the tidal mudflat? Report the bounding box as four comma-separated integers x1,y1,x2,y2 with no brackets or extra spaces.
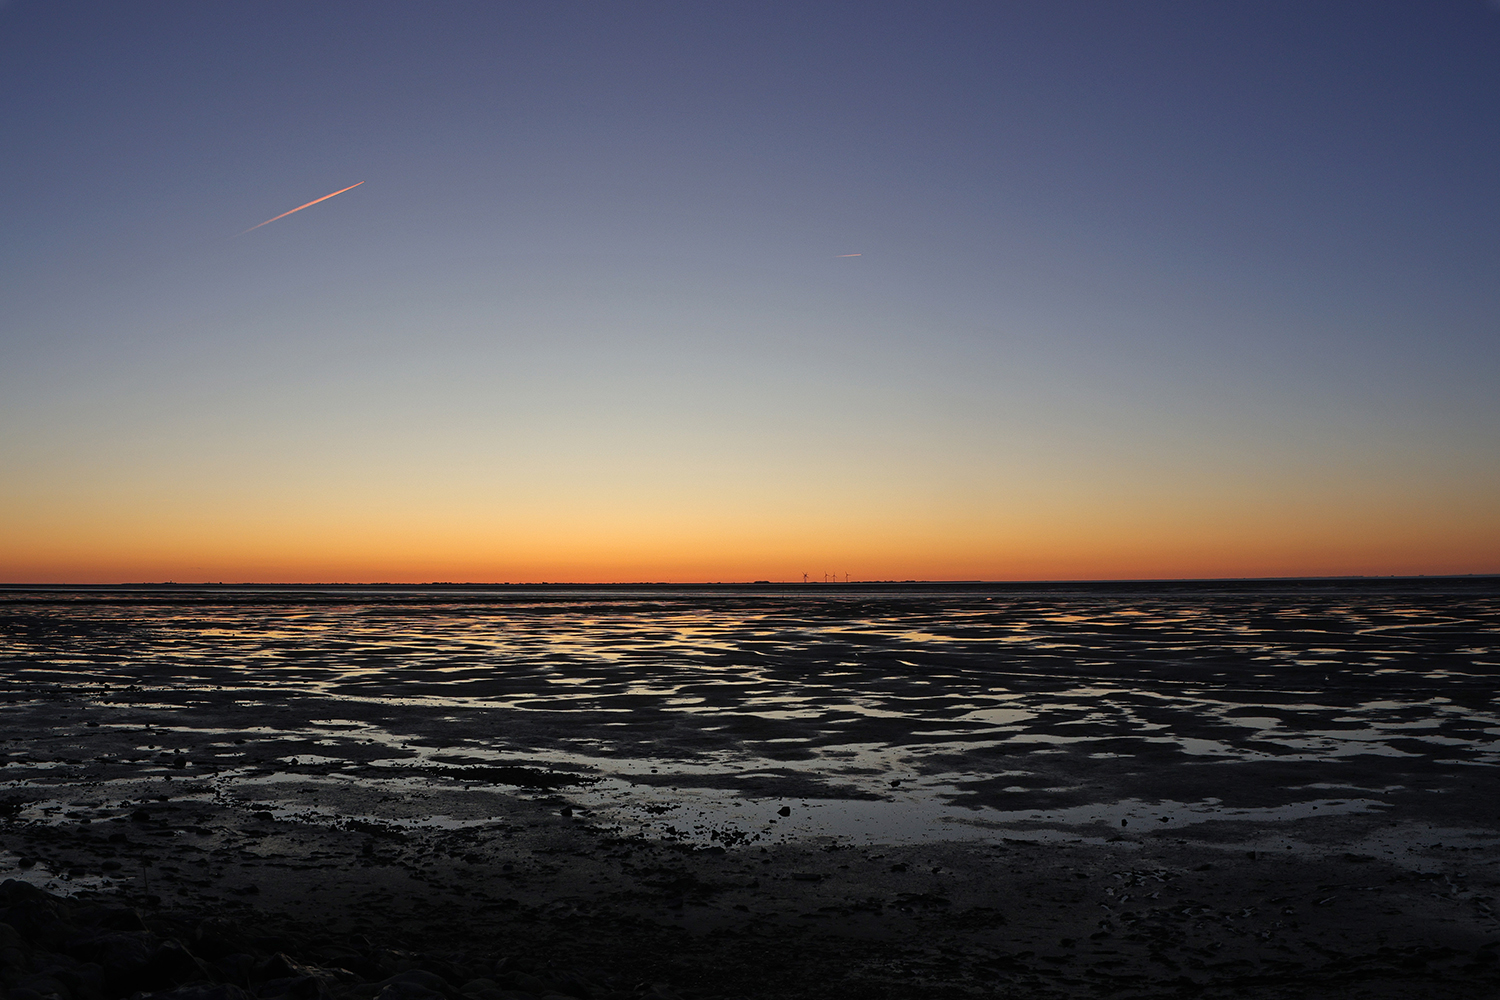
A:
1,581,1497,998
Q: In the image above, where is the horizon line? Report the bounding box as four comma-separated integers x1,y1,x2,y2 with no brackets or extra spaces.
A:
2,573,1496,590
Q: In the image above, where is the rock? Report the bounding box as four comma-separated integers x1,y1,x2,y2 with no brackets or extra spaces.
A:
70,931,157,991
189,918,243,960
508,973,548,995
32,954,105,1000
7,988,53,1000
2,918,32,961
375,968,463,1000
260,975,329,1000
11,971,74,1000
546,971,595,999
144,938,215,989
376,982,445,1000
252,953,323,984
90,909,149,935
211,952,258,986
145,987,256,1000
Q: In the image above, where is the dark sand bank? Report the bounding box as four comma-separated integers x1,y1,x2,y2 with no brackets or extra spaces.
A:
2,583,1498,997
1,789,1496,999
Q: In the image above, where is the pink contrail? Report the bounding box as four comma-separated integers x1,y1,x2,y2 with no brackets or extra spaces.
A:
239,181,364,235
836,253,862,257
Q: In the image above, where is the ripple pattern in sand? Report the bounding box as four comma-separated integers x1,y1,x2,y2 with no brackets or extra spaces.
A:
1,585,1496,843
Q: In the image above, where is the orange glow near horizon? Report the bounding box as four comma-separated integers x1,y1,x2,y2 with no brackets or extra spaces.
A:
4,479,1495,584
5,395,1496,585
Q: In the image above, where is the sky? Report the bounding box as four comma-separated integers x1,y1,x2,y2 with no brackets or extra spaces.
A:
2,0,1498,584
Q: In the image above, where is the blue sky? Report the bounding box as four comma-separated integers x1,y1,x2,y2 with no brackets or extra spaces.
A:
3,1,1497,582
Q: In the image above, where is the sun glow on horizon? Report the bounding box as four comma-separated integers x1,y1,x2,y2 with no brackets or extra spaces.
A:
4,465,1495,584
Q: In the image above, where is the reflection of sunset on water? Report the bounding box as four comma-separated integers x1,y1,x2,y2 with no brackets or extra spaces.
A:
3,583,1494,848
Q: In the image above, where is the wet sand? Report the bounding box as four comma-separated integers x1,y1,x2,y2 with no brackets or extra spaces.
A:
2,783,1497,998
2,582,1498,997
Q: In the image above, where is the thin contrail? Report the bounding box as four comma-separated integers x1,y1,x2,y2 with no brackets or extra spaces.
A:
836,253,862,257
239,181,364,235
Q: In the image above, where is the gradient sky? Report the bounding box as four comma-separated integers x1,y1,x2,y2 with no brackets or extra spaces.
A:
3,0,1498,583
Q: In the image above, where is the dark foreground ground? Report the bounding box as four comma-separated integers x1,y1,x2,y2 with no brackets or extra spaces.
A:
2,786,1497,1000
3,583,1498,997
